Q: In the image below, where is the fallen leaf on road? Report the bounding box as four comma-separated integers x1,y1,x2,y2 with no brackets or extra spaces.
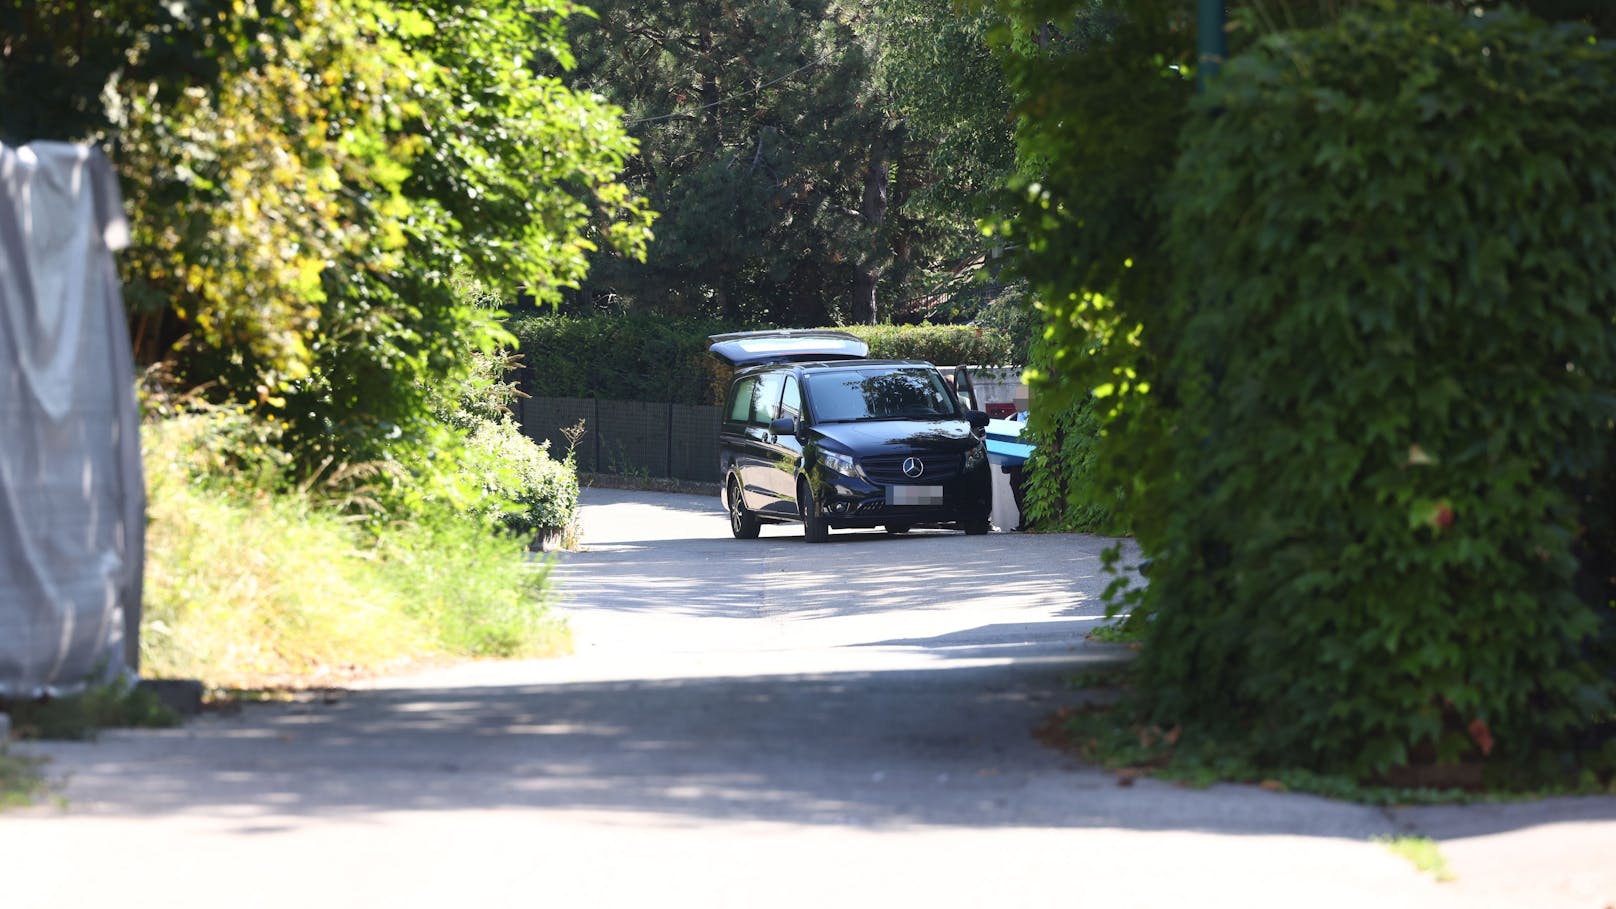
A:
1259,779,1287,792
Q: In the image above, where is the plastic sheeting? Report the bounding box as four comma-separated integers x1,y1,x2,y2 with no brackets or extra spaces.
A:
0,142,144,698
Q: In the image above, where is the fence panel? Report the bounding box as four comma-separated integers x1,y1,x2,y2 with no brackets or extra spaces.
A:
519,396,597,471
671,404,722,482
596,399,671,478
520,396,724,483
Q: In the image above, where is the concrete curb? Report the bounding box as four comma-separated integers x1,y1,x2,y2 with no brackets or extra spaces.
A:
136,679,205,717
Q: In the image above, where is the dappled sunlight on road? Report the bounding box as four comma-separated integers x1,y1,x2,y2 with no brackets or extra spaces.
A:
535,487,1139,679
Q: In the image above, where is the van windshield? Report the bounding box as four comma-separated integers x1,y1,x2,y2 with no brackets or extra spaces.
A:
805,368,959,423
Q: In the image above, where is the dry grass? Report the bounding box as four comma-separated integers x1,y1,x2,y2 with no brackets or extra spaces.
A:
141,418,570,688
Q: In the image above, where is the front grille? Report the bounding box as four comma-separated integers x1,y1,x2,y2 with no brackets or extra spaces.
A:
860,453,963,484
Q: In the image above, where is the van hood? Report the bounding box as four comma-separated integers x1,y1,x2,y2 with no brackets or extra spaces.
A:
810,419,977,456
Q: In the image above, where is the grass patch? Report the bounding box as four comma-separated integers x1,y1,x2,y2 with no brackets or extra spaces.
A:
0,685,179,741
0,748,47,810
141,416,571,688
1376,836,1455,882
1085,620,1144,645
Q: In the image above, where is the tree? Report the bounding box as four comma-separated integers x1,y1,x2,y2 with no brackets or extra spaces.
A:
566,0,1018,326
1,0,651,472
868,0,1024,324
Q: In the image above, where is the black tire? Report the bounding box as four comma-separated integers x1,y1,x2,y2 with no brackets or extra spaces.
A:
961,518,991,536
884,524,911,535
799,478,829,544
728,477,761,539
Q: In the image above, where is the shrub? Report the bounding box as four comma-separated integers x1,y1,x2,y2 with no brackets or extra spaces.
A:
1117,5,1616,780
465,419,579,536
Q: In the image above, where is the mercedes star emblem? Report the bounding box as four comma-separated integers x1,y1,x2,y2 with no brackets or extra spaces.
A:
902,457,924,478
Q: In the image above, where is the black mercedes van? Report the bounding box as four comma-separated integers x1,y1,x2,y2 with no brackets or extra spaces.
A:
711,330,992,542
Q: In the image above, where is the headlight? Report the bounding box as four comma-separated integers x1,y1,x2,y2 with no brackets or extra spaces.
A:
964,443,986,470
819,450,859,477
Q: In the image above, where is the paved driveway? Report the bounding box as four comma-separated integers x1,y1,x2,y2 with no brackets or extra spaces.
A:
3,488,1613,909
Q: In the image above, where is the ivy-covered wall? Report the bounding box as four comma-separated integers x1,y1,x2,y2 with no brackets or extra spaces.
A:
1123,6,1616,779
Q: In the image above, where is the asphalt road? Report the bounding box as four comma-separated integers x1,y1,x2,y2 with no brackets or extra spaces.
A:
3,488,1614,908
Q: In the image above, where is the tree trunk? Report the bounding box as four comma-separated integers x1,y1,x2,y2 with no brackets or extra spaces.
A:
850,128,891,325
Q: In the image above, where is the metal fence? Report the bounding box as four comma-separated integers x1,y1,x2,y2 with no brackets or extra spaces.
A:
519,396,723,483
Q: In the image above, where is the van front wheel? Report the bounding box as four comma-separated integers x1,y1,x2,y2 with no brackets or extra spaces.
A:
729,478,761,539
798,478,829,544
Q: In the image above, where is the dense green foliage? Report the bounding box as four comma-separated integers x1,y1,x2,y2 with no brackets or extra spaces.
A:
1038,4,1616,780
1,0,650,475
564,0,1019,325
509,314,731,405
508,315,1018,404
992,0,1616,543
1018,395,1119,534
465,421,579,536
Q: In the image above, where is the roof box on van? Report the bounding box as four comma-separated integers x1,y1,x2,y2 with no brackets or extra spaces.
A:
707,329,869,367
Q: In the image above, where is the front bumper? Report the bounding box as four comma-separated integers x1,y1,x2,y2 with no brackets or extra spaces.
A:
813,462,992,528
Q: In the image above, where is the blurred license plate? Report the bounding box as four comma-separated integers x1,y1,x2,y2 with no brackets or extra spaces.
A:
888,485,944,506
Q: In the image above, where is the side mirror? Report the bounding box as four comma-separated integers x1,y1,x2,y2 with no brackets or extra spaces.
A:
769,416,799,437
966,410,990,429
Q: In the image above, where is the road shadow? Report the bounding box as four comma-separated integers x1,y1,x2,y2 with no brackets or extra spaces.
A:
853,620,1128,662
27,658,1610,845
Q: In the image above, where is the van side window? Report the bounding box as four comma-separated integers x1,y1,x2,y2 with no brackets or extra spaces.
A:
751,372,787,424
729,377,758,423
781,376,801,422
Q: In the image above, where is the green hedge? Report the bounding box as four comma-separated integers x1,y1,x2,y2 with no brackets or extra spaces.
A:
507,315,1018,404
507,314,729,405
1123,5,1616,780
836,324,1017,368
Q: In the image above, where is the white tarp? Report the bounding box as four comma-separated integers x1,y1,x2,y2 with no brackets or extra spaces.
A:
0,142,144,698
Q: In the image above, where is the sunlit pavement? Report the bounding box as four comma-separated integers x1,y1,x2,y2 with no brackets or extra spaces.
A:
4,488,1613,909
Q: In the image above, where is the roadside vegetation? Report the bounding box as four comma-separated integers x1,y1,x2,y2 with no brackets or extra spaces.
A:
0,686,178,741
1006,0,1616,793
139,320,577,688
0,749,46,810
1376,836,1456,883
2,1,634,688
